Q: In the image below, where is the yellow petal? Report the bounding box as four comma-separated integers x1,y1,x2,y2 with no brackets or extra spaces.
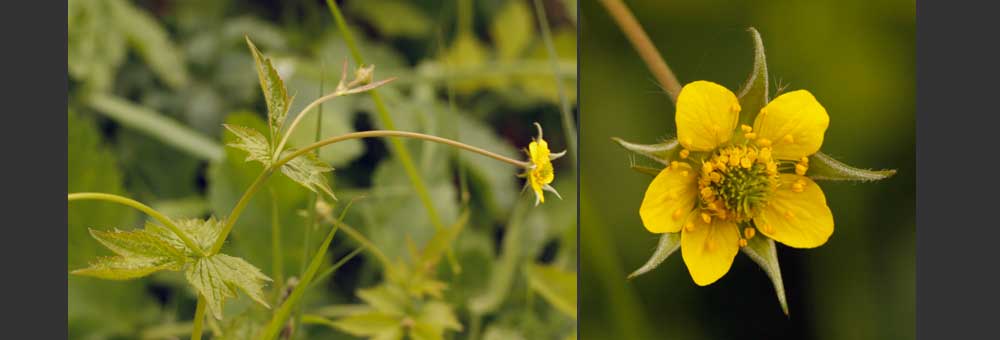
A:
755,174,833,248
675,81,741,151
639,163,699,233
681,213,740,286
752,90,829,160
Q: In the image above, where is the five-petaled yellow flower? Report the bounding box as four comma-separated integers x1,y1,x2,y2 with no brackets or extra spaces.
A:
524,123,565,206
641,80,833,286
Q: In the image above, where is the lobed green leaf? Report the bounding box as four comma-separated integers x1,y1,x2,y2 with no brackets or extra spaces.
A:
330,312,400,337
278,151,336,199
185,253,272,320
357,285,409,317
740,236,788,315
246,36,291,139
89,228,185,261
147,218,224,256
807,151,897,182
223,124,272,165
627,232,681,280
72,256,181,281
416,301,462,332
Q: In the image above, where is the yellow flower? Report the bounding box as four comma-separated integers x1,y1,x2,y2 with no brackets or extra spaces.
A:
523,123,566,206
640,80,833,286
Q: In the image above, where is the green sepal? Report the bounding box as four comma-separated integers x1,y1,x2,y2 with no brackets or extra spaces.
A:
807,151,896,181
740,235,788,315
627,232,680,280
612,137,681,166
736,27,769,127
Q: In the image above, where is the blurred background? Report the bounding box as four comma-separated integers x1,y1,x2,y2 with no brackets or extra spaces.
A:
69,0,576,339
580,0,913,339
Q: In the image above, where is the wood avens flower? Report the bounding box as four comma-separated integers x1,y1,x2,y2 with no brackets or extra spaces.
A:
640,80,833,286
523,123,566,206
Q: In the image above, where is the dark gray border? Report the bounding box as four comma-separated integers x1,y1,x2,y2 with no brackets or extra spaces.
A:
0,0,67,338
916,0,1000,338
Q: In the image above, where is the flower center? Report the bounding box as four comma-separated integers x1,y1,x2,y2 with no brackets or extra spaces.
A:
697,145,778,222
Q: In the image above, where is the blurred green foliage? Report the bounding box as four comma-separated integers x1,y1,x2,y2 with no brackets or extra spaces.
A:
68,0,576,339
580,0,914,339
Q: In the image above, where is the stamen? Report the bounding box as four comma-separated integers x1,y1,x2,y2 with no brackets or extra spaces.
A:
680,149,690,159
795,163,808,176
744,227,756,239
740,124,753,133
701,212,712,224
757,138,772,147
739,239,748,247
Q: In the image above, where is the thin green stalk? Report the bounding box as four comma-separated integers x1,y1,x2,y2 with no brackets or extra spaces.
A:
191,295,206,340
210,168,274,255
257,222,340,340
325,0,446,235
331,219,392,271
599,0,682,103
67,193,205,257
532,0,577,162
269,187,284,292
276,130,529,169
309,246,364,290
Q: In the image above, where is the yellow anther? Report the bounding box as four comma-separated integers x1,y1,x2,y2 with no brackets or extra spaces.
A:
783,134,795,144
670,161,680,170
701,212,712,224
740,157,753,168
672,208,685,220
740,124,753,133
795,163,808,176
791,181,805,193
700,187,714,199
706,201,718,211
729,154,740,167
766,162,778,175
702,162,713,174
800,156,810,164
680,149,690,159
761,224,774,234
709,172,722,182
758,148,772,162
744,132,757,140
757,138,772,147
739,239,748,247
744,227,756,239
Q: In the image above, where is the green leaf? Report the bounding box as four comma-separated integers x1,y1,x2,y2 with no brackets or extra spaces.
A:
72,255,181,280
89,228,185,261
527,264,577,319
736,27,769,127
741,236,788,315
224,124,272,165
278,151,336,199
357,285,408,317
348,0,432,38
185,253,272,320
627,232,681,280
331,312,400,337
147,217,224,257
110,0,188,89
416,301,462,332
68,0,126,91
807,151,897,181
612,137,680,165
491,0,534,60
246,36,291,139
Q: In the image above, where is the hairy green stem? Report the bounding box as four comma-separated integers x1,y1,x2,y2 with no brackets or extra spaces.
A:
532,0,578,162
599,0,682,103
210,168,273,255
272,91,338,161
191,295,206,340
276,130,530,169
67,193,205,257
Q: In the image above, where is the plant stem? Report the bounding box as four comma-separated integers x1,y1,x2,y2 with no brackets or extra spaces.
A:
599,0,682,103
272,91,338,161
276,130,530,169
210,168,274,255
532,0,578,162
67,192,206,257
191,295,206,340
269,187,284,292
